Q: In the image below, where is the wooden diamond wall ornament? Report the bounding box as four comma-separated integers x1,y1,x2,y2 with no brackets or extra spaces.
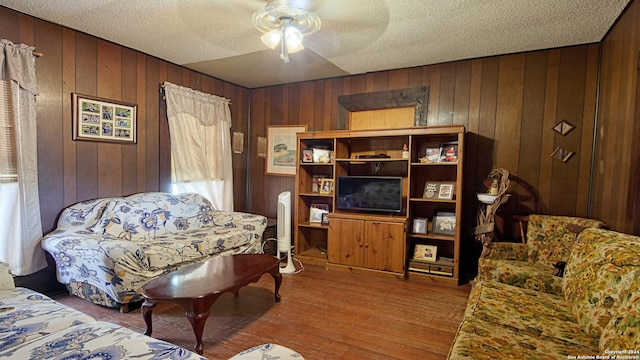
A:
551,147,575,163
553,120,576,136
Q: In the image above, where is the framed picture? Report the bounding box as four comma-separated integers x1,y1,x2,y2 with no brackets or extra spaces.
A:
309,203,329,223
423,181,440,199
438,183,455,200
421,143,442,163
302,149,314,163
413,244,438,262
312,176,323,192
321,213,330,225
312,148,332,163
433,211,456,235
320,178,334,194
440,142,458,163
266,125,308,176
72,93,137,143
412,218,428,234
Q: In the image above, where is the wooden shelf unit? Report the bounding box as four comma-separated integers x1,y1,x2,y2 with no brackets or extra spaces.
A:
294,126,465,284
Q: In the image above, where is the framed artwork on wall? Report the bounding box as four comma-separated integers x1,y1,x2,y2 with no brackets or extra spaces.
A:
266,125,308,176
72,93,137,143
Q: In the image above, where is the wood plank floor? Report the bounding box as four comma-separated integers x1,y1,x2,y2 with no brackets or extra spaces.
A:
53,264,471,360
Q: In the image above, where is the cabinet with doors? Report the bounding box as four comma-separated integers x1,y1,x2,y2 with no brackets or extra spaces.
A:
294,126,465,284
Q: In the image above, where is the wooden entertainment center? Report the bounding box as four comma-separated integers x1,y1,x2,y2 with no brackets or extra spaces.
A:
294,125,465,286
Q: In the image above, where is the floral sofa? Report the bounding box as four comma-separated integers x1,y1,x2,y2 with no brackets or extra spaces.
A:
42,192,267,310
0,262,204,359
447,227,640,359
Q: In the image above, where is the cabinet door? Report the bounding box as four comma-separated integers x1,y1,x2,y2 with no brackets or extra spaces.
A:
364,221,405,273
328,218,364,267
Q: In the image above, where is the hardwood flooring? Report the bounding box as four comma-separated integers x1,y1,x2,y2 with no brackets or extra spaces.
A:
53,264,471,360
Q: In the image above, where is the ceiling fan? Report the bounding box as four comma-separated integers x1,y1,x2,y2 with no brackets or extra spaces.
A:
239,0,390,63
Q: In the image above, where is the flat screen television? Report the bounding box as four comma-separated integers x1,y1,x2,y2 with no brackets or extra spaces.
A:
336,176,403,214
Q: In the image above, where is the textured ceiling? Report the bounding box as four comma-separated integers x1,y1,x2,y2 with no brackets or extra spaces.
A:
0,0,631,88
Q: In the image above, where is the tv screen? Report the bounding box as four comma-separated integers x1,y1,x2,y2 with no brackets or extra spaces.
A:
336,176,403,214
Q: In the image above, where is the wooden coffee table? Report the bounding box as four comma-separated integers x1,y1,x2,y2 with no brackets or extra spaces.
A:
141,254,282,355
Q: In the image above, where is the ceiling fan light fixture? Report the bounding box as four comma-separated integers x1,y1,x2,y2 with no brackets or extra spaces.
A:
252,1,321,62
261,29,282,49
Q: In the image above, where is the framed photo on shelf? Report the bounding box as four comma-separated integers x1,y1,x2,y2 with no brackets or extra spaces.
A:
302,149,314,163
432,211,456,235
320,178,334,194
321,213,330,225
423,144,442,163
312,148,332,163
312,176,323,192
423,181,440,199
72,93,137,143
412,218,428,234
440,142,459,163
413,244,438,262
309,203,329,223
438,182,455,200
266,125,308,176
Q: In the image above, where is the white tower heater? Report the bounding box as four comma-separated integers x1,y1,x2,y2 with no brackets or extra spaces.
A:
277,191,296,274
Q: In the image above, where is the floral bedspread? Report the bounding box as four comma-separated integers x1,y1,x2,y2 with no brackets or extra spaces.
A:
42,192,267,306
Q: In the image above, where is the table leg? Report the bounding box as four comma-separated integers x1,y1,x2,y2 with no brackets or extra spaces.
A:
141,299,157,336
270,272,282,302
186,309,210,355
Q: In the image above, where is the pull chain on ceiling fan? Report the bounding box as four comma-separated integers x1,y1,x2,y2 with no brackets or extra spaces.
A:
252,1,321,63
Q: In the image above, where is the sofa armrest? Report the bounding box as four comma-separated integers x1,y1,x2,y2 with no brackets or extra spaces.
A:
0,262,15,290
484,242,529,261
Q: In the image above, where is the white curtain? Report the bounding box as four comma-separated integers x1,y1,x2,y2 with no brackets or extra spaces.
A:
163,81,234,211
0,39,46,276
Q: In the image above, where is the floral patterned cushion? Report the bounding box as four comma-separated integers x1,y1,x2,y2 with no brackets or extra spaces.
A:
0,321,205,359
600,291,640,352
447,316,597,360
477,259,563,295
564,228,640,339
464,280,597,349
526,215,604,267
0,288,95,355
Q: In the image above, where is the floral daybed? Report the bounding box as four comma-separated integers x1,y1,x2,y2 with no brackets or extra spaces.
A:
42,192,267,310
0,262,204,359
447,227,640,359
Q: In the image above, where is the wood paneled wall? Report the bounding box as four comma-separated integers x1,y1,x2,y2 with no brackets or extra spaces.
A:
248,45,601,240
0,6,250,234
593,0,640,234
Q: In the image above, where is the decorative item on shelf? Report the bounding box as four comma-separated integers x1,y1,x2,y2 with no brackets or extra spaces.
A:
312,148,331,163
402,144,409,159
309,203,329,223
432,211,456,235
412,218,428,234
321,213,330,225
423,181,455,200
302,149,313,163
440,142,458,163
312,176,323,192
319,178,334,194
413,244,438,262
474,168,511,257
419,144,442,163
